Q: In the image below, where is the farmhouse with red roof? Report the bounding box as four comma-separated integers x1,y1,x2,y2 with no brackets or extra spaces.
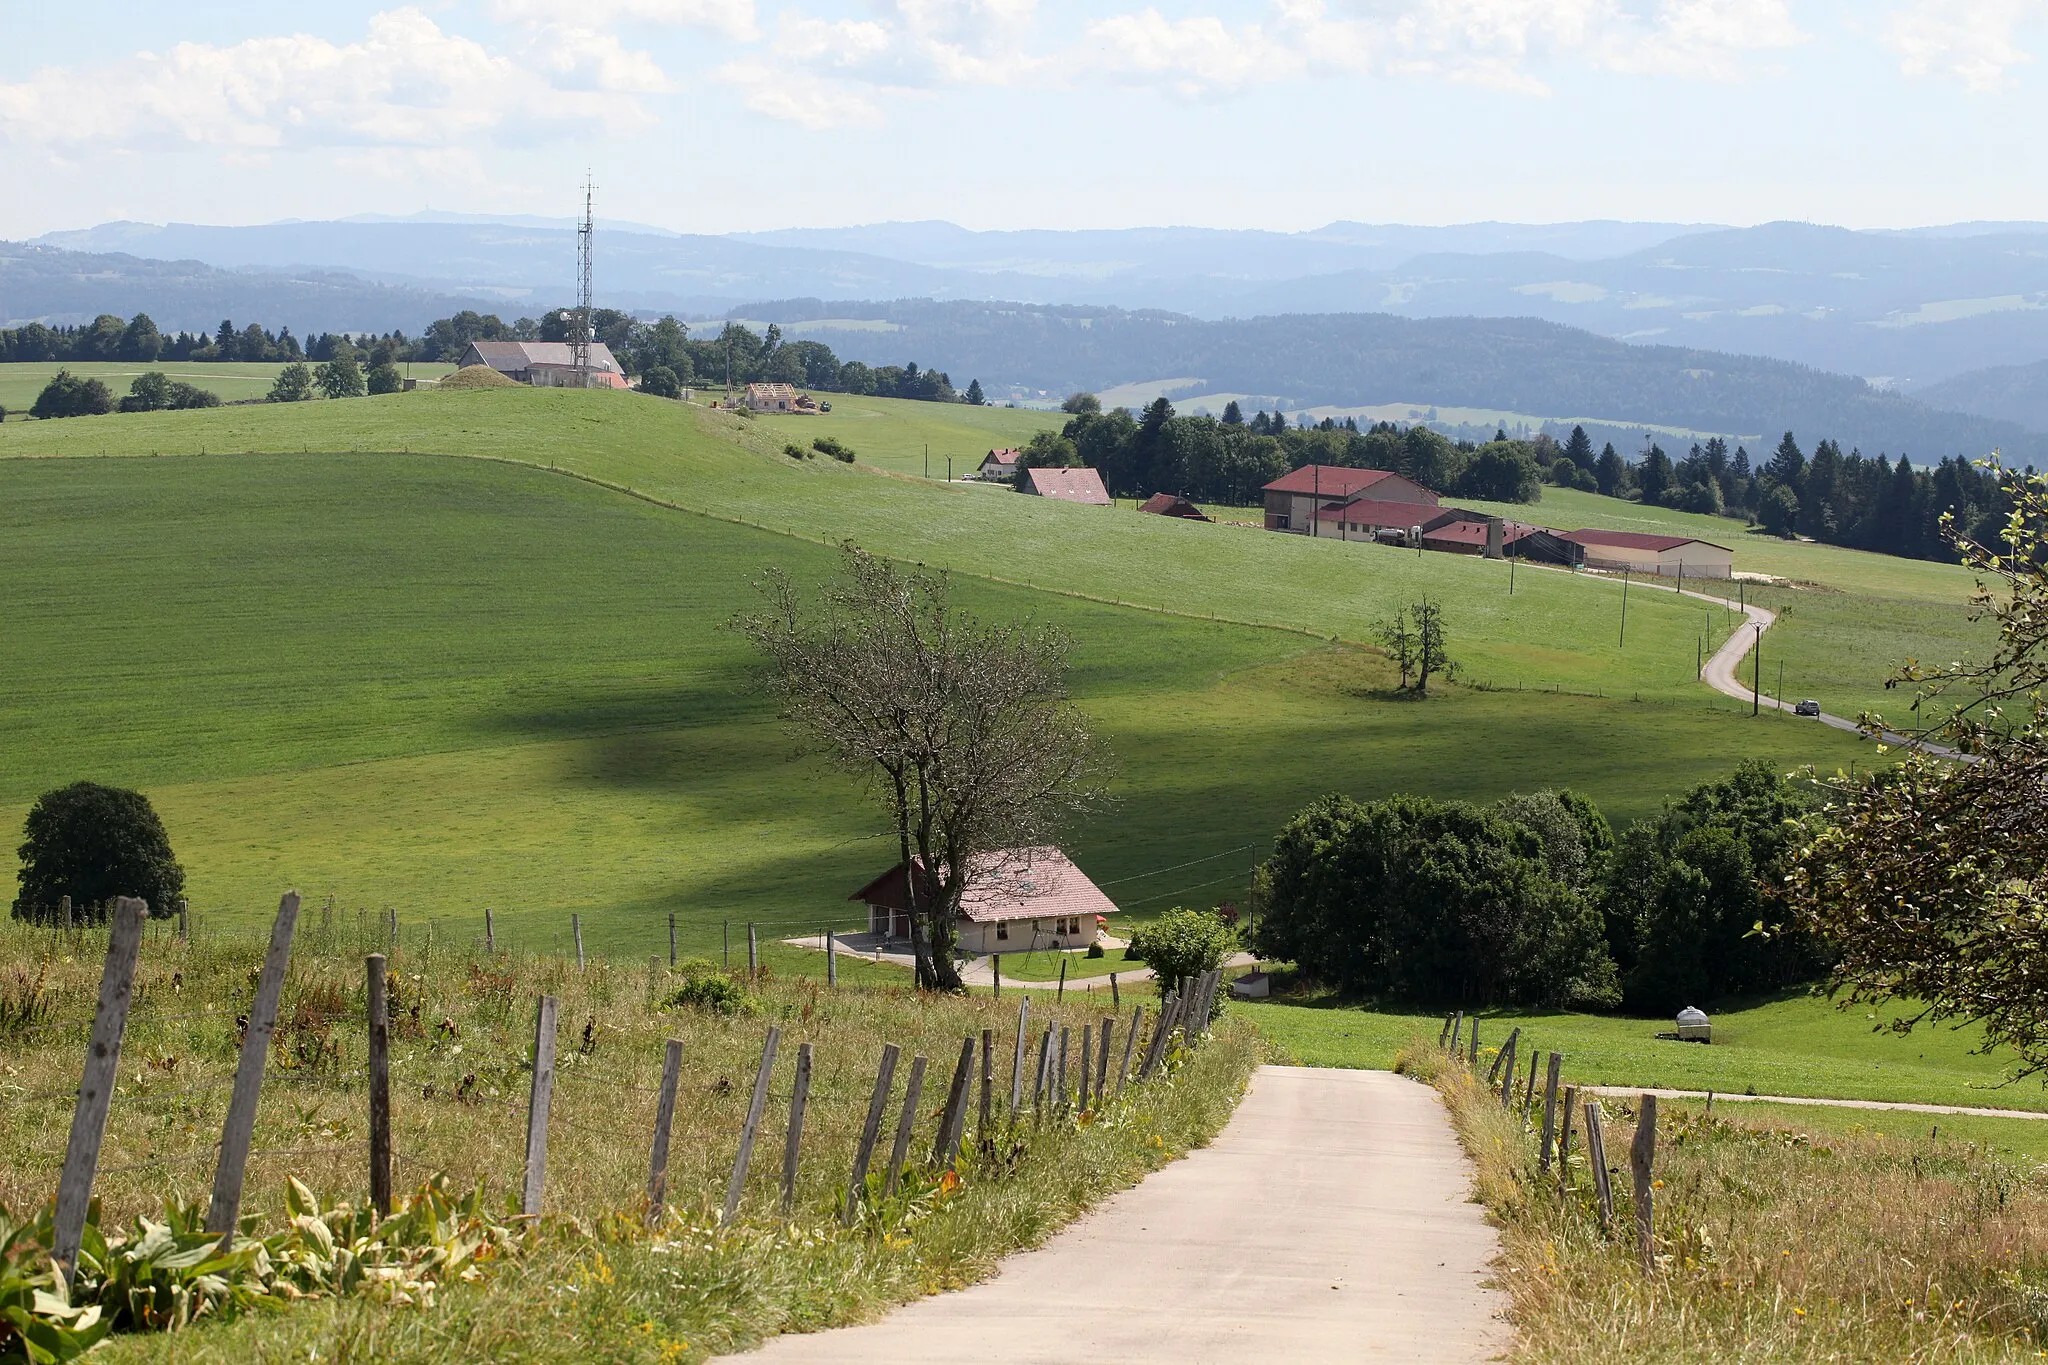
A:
849,847,1118,954
1262,465,1438,534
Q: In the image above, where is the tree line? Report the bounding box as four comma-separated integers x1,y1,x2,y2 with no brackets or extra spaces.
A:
1537,423,2014,562
1254,758,1823,1013
1021,395,1548,505
2,311,986,409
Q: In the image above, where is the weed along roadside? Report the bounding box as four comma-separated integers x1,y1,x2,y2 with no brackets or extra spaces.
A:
1412,1022,2048,1363
0,911,1258,1363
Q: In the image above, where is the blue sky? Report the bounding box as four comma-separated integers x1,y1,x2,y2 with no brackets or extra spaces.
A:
2,0,2045,237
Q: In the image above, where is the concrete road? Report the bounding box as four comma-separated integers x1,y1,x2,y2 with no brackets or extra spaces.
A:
726,1066,1507,1364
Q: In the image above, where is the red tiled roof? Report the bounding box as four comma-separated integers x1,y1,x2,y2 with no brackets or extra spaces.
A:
1263,465,1402,498
1312,498,1454,528
982,448,1021,466
848,848,1119,923
1423,520,1547,547
1024,467,1112,505
1561,528,1732,553
1140,493,1211,520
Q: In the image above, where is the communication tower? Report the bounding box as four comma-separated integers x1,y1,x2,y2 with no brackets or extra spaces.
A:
574,176,595,387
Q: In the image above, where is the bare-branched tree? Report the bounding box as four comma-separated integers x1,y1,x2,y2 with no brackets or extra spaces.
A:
738,545,1113,991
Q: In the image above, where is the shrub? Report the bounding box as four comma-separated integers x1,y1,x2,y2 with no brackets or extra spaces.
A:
784,443,810,460
812,436,854,462
31,371,114,419
11,781,184,925
637,364,681,399
1127,908,1237,999
664,974,759,1016
1085,942,1104,959
267,362,314,403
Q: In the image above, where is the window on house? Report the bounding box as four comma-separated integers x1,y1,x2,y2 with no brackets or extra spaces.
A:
996,921,1009,941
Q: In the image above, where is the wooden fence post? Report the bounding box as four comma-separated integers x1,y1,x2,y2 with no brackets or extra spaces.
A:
366,950,394,1218
979,1028,994,1140
991,953,1000,998
1487,1026,1519,1087
208,892,301,1238
573,914,585,971
523,995,559,1218
724,1026,782,1221
781,1042,813,1213
58,895,71,933
1631,1094,1658,1274
178,897,189,941
844,1044,899,1224
1468,1017,1480,1067
1056,1027,1071,1111
1096,1017,1114,1100
1585,1101,1615,1235
1438,1014,1453,1048
723,920,731,968
1522,1051,1540,1121
1538,1053,1563,1172
668,913,677,968
1078,1025,1093,1111
1057,959,1066,998
485,907,495,954
1009,999,1030,1115
1447,1012,1462,1056
933,1035,975,1169
1116,1006,1141,1096
387,907,397,949
747,922,759,979
1497,1032,1520,1105
827,930,838,988
883,1054,926,1198
1032,1028,1052,1114
52,896,146,1285
1556,1085,1577,1198
646,1039,683,1223
1110,972,1119,1008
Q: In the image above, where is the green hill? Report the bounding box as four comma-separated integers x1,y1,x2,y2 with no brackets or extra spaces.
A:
0,388,1886,955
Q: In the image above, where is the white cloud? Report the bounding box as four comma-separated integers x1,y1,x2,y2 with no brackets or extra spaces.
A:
490,0,761,42
1885,0,2042,91
0,8,666,153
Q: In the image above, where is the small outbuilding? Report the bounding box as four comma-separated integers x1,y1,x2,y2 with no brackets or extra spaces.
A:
1021,467,1112,506
1139,493,1212,521
848,847,1119,955
741,382,802,413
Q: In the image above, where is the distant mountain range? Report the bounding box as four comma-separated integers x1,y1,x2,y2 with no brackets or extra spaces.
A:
13,213,2048,457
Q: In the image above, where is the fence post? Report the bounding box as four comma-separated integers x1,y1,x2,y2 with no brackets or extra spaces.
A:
1468,1017,1480,1067
1447,1012,1462,1056
522,995,559,1218
366,950,394,1218
844,1043,899,1224
1556,1085,1578,1197
1487,1026,1518,1087
933,1035,976,1169
52,896,147,1285
668,913,677,968
1110,972,1119,1008
387,907,397,949
1538,1053,1563,1172
646,1039,684,1223
59,895,71,933
1032,1028,1052,1115
1522,1051,1541,1121
1096,1017,1114,1100
748,922,759,979
1056,1027,1071,1111
485,907,495,954
781,1042,813,1213
1078,1025,1093,1111
1116,1006,1141,1095
211,893,303,1242
573,914,585,971
1631,1094,1658,1275
724,1026,782,1221
1496,1031,1520,1103
1438,1013,1453,1048
827,930,838,988
884,1054,927,1198
178,897,189,941
1009,998,1030,1115
1585,1101,1615,1235
724,920,731,968
1057,959,1066,998
978,1027,994,1140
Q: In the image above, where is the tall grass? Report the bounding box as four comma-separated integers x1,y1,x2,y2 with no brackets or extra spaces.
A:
0,918,1259,1362
1429,1051,2048,1362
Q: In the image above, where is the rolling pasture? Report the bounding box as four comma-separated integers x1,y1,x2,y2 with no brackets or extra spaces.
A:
0,387,1896,962
0,360,457,414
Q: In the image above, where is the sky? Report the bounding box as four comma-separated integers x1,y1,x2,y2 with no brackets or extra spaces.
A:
2,0,2047,238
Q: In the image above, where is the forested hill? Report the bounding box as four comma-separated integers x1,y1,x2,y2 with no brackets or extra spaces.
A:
751,300,2043,463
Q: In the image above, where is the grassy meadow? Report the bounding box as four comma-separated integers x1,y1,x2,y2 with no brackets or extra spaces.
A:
750,393,1063,477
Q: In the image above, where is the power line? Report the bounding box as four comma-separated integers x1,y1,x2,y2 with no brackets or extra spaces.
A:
1098,842,1262,887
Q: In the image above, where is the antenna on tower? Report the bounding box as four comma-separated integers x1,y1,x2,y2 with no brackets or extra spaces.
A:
574,174,595,388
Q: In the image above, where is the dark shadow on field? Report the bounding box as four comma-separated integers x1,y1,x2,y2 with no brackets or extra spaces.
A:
470,669,769,747
1260,973,1825,1024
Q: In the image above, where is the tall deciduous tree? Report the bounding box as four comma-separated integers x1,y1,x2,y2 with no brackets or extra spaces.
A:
739,547,1112,990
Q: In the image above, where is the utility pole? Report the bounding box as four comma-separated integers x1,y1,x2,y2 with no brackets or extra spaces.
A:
573,174,595,390
1778,660,1785,714
1509,555,1516,595
1619,569,1630,647
924,444,929,479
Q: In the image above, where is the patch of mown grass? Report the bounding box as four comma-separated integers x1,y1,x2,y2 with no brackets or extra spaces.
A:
1436,1061,2048,1363
1246,991,2048,1112
0,918,1258,1363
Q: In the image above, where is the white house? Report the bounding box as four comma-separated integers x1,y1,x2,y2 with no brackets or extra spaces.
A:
848,847,1119,956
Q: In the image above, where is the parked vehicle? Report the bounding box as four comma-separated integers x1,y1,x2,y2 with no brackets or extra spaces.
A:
1794,698,1822,717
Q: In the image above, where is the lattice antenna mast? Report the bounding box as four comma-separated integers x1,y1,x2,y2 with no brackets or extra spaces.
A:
574,175,595,386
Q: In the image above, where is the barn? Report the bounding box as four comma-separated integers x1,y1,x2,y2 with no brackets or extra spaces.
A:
1021,467,1112,505
1139,493,1212,521
1560,529,1735,578
458,340,626,388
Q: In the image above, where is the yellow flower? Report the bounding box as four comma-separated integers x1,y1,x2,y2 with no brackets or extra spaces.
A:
1793,1307,1806,1318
